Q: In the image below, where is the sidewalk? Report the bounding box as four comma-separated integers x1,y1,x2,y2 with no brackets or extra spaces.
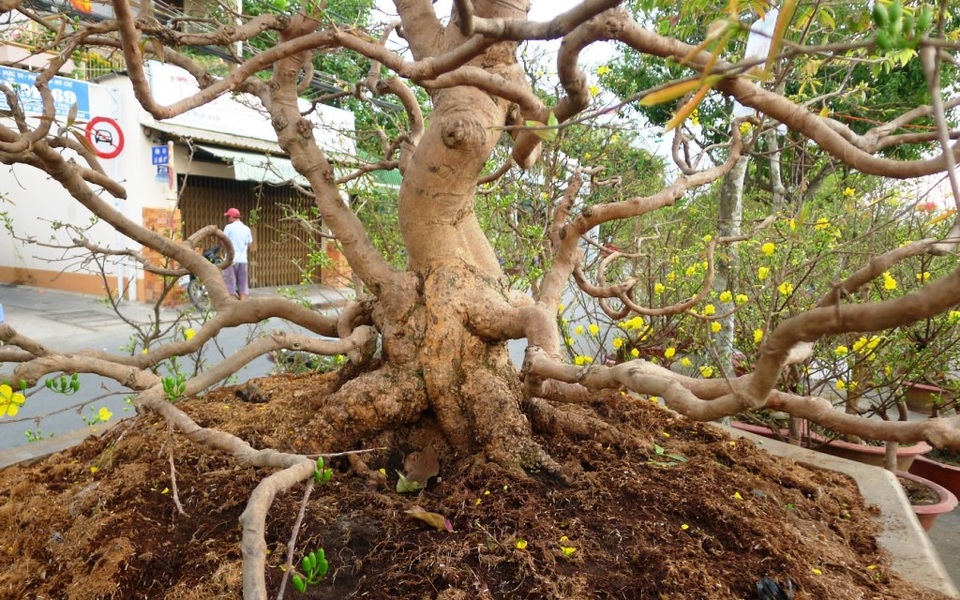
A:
0,282,354,347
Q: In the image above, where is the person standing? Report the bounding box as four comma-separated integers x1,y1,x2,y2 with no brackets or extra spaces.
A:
223,207,254,300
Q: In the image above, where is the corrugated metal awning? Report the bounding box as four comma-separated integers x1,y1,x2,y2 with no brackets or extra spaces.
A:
195,144,308,187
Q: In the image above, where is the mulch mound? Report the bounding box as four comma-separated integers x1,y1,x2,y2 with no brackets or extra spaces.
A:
0,371,951,599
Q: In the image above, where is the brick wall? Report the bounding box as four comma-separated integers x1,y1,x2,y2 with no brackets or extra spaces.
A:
320,239,353,288
141,207,184,305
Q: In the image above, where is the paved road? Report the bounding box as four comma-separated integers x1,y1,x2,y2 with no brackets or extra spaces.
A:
0,283,351,450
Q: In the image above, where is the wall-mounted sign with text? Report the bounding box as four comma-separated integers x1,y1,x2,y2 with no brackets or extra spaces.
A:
0,66,91,122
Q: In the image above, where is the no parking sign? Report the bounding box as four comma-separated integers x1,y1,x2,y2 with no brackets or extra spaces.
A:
84,116,125,159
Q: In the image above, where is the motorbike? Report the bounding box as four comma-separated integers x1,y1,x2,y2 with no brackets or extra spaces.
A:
185,245,223,311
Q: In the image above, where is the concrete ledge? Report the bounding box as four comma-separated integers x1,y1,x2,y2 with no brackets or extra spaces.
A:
723,425,959,598
0,424,108,470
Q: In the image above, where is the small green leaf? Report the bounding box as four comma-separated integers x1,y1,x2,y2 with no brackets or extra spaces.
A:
396,471,423,493
291,574,306,593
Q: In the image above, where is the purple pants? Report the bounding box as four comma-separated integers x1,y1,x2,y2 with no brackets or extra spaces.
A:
223,263,249,297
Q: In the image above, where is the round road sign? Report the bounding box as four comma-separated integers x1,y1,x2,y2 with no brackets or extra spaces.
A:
85,116,125,159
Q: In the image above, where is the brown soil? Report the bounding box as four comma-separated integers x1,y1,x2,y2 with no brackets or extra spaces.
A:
0,371,952,599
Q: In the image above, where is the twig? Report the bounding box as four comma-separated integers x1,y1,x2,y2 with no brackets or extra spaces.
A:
276,479,314,600
167,422,187,516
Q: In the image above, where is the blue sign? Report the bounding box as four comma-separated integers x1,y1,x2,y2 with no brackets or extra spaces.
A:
155,165,169,182
151,145,169,165
0,66,91,121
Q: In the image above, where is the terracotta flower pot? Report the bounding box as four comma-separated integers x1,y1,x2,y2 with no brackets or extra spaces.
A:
729,421,932,471
903,381,953,415
909,454,960,500
897,470,958,531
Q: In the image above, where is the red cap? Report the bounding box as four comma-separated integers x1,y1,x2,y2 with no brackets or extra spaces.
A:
224,208,241,218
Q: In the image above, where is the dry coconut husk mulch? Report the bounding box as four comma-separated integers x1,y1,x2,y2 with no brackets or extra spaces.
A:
0,370,953,599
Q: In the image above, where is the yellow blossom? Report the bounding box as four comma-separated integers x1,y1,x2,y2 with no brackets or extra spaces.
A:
733,491,743,500
0,384,26,417
558,303,565,313
736,294,749,305
573,355,594,366
699,365,715,378
564,337,573,346
703,234,713,243
575,325,584,335
183,328,196,341
141,348,149,355
834,345,849,357
630,348,639,358
789,218,797,231
761,242,776,256
90,466,99,474
664,347,676,359
666,272,676,282
680,357,692,367
738,121,752,135
882,271,897,291
596,65,611,76
777,281,794,296
703,304,716,316
753,329,764,344
719,291,732,303
758,267,770,281
613,338,624,349
588,85,600,97
685,265,698,277
515,539,528,550
97,407,113,422
812,567,823,575
917,272,930,282
560,546,576,557
681,523,690,531
836,379,847,391
815,217,830,230
710,322,722,333
843,187,856,197
588,323,600,336
654,282,666,295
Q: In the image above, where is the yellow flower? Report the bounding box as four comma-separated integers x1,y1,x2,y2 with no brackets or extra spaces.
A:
515,539,528,550
613,338,624,349
789,218,797,231
882,271,897,291
702,234,713,243
738,121,752,135
681,523,690,531
573,356,594,366
666,272,676,282
719,291,732,303
710,322,722,333
758,267,770,281
575,325,584,335
623,316,644,330
703,304,716,316
917,271,930,282
560,546,576,557
664,347,676,359
588,323,600,336
753,329,764,343
836,379,847,391
761,242,776,256
736,294,749,305
630,348,639,358
97,407,113,422
815,218,830,230
90,466,99,474
596,65,611,76
0,384,26,417
141,348,149,355
654,282,665,295
685,265,698,277
564,337,573,346
777,281,794,296
834,345,849,357
699,365,714,378
183,328,196,341
557,303,565,313
843,187,856,197
812,567,823,575
680,357,693,367
733,491,743,500
588,85,600,97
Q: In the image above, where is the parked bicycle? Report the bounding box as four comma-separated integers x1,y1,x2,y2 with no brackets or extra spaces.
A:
186,246,223,311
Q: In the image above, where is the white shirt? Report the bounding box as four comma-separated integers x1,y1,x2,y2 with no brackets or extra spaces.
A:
224,220,253,263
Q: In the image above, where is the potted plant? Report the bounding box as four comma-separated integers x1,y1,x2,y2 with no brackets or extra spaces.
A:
909,447,960,500
897,470,958,531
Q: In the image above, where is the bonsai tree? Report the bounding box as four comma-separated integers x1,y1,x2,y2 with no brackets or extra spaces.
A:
0,0,959,596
